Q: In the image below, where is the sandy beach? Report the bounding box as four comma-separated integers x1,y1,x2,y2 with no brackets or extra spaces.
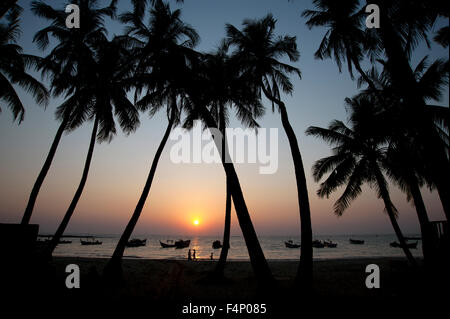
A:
43,256,427,299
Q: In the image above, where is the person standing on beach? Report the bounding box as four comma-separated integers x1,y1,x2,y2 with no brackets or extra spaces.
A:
193,249,196,260
188,249,192,261
210,253,213,260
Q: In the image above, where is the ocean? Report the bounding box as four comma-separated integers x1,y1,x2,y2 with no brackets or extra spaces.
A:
50,234,423,260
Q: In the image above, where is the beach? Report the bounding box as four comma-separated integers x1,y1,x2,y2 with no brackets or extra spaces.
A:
45,256,422,299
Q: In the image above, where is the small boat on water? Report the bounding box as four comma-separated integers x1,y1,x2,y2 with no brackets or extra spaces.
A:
160,239,190,248
390,241,418,249
175,239,190,249
126,238,147,247
312,240,325,248
160,240,176,248
349,239,365,245
212,240,222,249
323,240,337,248
285,240,300,248
80,237,102,245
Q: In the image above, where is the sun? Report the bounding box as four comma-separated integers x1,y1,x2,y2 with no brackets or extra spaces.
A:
193,219,200,226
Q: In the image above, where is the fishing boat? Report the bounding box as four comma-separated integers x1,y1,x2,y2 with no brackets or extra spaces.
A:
285,240,300,248
323,240,337,248
312,240,325,248
175,239,190,249
212,240,222,249
390,241,418,249
160,240,176,248
80,237,102,245
126,238,146,247
349,239,365,244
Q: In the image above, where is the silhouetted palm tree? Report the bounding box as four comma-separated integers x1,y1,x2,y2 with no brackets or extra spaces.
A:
183,68,274,285
106,0,198,273
306,95,417,266
368,0,450,220
199,46,264,276
359,56,449,227
0,5,48,124
45,35,140,258
302,0,376,89
21,0,117,225
226,14,313,289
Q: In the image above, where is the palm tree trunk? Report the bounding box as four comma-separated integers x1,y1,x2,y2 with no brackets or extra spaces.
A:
373,168,417,266
408,175,432,260
105,108,175,273
261,85,313,290
199,106,273,285
215,113,232,275
45,115,99,258
436,182,450,221
21,115,69,225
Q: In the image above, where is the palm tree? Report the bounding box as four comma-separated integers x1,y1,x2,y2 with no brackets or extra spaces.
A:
45,35,140,258
21,0,117,225
367,0,450,220
105,0,198,274
306,95,417,266
199,46,264,276
302,0,376,89
225,14,313,288
359,57,449,226
0,4,48,124
183,70,274,285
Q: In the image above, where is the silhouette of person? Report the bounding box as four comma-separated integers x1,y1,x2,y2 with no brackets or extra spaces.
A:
210,252,213,260
188,249,192,261
193,249,197,260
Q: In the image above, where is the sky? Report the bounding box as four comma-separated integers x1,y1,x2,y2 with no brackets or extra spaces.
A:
0,0,448,237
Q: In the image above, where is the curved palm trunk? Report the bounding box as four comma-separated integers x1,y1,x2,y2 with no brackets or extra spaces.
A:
199,106,273,285
373,168,417,266
408,175,432,260
261,85,313,290
45,116,99,258
105,109,175,273
436,183,450,221
21,115,69,225
215,112,232,275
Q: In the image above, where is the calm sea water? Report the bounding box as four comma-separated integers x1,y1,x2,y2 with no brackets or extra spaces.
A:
51,234,423,260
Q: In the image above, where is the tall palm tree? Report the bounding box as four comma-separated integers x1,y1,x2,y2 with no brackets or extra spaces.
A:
0,4,48,124
358,57,449,227
302,0,376,89
306,95,417,266
198,46,264,276
226,14,313,288
368,0,450,221
105,0,198,273
183,68,274,285
21,0,117,225
45,35,140,258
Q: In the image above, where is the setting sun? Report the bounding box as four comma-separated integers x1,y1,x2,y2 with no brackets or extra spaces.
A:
193,219,200,226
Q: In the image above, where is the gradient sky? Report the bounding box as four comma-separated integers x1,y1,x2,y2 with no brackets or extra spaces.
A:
0,0,448,237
